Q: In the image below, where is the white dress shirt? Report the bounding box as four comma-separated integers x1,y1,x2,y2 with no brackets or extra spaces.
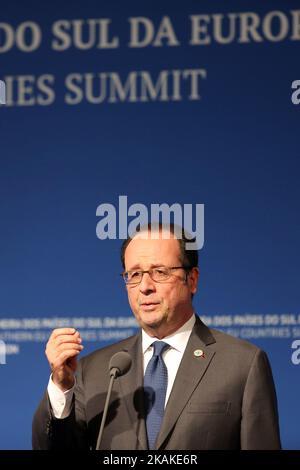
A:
142,314,195,406
47,314,196,418
47,374,75,419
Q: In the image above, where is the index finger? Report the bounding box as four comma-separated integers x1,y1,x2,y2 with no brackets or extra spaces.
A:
51,328,77,339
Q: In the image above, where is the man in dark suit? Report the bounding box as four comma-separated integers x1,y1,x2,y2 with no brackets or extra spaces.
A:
32,223,281,450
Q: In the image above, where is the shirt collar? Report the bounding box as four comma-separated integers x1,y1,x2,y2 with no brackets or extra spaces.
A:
142,314,196,354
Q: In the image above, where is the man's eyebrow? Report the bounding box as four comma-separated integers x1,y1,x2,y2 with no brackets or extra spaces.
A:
126,264,141,271
126,263,165,271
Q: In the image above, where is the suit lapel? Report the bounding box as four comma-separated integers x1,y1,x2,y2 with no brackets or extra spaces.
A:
156,317,216,449
117,333,148,450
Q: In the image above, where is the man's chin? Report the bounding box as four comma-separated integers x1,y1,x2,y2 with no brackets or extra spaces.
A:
139,311,164,329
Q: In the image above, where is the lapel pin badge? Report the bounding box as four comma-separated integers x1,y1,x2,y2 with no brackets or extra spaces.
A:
194,349,205,358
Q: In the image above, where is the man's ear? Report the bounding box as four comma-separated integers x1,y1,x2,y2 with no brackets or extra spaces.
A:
188,267,199,294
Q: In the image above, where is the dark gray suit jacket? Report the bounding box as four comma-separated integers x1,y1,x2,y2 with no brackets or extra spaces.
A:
32,317,281,450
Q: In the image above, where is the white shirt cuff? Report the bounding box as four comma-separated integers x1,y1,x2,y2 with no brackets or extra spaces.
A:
47,374,76,419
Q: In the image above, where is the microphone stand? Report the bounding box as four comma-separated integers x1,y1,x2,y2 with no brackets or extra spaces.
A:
95,367,118,450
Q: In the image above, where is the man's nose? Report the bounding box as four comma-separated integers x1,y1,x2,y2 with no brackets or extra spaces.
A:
139,272,156,294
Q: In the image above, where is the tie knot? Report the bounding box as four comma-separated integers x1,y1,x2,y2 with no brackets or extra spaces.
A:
152,341,169,357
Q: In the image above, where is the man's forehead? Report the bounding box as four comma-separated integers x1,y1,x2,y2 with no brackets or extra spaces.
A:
125,231,181,265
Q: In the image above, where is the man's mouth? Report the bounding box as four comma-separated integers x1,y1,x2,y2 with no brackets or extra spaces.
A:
140,302,160,310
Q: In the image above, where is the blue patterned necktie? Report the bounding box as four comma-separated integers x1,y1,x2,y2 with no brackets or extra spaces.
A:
144,341,169,449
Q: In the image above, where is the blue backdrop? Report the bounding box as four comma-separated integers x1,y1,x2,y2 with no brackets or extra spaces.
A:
0,0,300,449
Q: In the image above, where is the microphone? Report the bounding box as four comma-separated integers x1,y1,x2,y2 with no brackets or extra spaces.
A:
96,352,132,450
109,351,132,378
